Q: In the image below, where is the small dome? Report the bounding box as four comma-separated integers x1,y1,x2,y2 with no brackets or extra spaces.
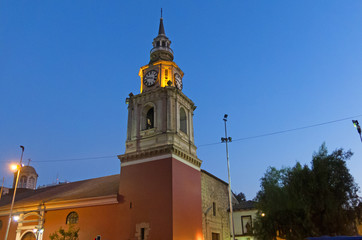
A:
21,166,38,176
14,165,39,190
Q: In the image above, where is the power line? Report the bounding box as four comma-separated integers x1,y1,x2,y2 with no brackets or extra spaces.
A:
33,155,118,163
197,114,362,148
1,114,361,163
0,155,117,163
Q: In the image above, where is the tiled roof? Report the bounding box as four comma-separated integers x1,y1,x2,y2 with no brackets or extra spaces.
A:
233,200,256,211
0,174,119,210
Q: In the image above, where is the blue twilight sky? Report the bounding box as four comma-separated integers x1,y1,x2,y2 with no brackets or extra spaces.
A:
1,1,362,200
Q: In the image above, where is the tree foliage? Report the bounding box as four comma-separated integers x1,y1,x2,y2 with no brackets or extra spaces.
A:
49,225,79,240
254,144,361,240
236,192,246,202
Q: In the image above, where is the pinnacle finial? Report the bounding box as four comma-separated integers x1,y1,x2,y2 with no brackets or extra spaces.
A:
158,12,165,35
150,10,173,63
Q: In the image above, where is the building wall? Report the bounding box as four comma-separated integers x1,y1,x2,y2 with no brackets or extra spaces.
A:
201,171,230,240
1,187,10,196
118,157,173,240
0,215,18,240
43,204,121,240
0,204,122,240
1,158,206,240
233,209,258,240
119,156,203,240
172,158,203,240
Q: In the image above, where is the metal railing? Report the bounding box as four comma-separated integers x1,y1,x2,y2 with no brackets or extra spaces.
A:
150,47,173,54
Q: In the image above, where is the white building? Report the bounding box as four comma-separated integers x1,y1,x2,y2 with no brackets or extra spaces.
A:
232,201,258,240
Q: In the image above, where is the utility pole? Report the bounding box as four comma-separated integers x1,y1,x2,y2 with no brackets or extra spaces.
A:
221,114,235,240
5,145,25,240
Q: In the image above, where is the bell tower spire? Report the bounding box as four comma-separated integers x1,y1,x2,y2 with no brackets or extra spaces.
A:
159,8,165,35
150,11,173,63
139,13,184,93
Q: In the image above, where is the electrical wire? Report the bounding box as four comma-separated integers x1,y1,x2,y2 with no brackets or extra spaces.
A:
1,114,361,163
0,155,117,163
33,155,118,163
197,114,362,148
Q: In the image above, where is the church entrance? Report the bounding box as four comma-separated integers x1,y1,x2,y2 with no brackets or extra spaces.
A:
21,232,36,240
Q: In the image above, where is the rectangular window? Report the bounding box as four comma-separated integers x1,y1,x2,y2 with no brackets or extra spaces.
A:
241,215,252,235
141,228,145,240
212,202,216,216
165,69,169,80
212,232,220,240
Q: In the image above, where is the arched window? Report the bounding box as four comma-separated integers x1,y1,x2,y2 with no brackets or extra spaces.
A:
21,232,36,240
146,108,154,129
19,176,27,188
28,177,35,189
180,108,187,134
66,211,79,224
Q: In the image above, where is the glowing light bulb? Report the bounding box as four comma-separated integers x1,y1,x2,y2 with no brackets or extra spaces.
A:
10,164,18,172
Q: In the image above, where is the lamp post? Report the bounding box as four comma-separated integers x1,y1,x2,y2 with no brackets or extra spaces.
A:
4,145,25,240
0,177,4,200
221,114,235,240
33,226,44,240
352,120,362,142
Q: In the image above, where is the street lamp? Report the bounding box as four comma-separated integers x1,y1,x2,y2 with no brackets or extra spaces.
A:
352,120,362,142
4,145,25,240
221,114,235,240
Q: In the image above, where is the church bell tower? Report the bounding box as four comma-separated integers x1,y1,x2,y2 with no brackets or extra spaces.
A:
117,14,203,240
122,15,199,165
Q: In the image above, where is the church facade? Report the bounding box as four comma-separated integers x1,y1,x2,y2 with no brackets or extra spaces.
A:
0,17,232,240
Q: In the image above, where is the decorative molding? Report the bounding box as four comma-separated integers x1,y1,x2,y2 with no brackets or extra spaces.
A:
118,144,202,168
0,195,118,216
121,154,171,167
130,87,195,108
135,222,151,240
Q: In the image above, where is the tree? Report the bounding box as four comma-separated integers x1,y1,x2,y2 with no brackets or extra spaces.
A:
254,144,361,240
49,225,79,240
235,192,246,202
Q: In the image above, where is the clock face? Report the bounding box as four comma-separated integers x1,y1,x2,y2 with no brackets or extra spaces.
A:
144,70,158,87
174,73,183,90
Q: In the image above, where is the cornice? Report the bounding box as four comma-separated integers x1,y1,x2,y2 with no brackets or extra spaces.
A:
118,144,202,168
130,87,195,109
0,195,118,216
139,60,183,75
